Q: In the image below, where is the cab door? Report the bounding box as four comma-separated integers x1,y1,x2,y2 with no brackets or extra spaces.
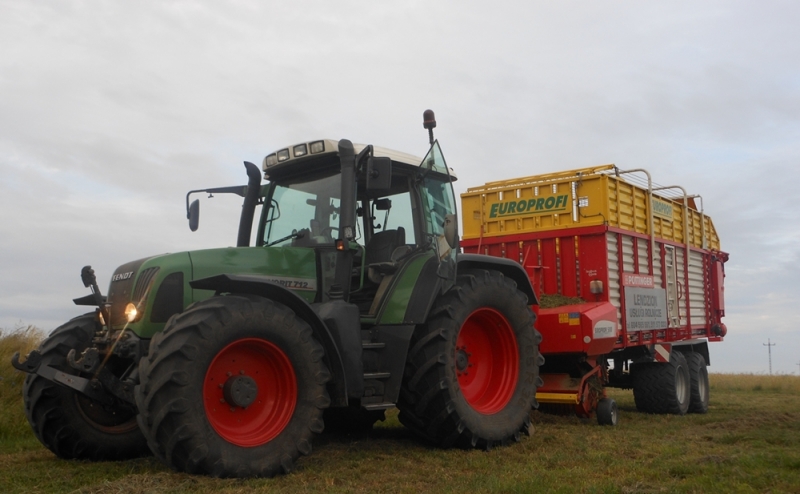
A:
418,141,458,283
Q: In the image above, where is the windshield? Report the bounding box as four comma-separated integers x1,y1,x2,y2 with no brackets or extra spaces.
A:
261,172,342,247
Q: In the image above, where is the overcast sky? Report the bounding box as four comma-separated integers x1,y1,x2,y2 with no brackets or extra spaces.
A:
2,1,798,374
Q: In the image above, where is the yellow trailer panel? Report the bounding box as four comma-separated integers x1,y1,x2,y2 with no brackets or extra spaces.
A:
461,164,720,250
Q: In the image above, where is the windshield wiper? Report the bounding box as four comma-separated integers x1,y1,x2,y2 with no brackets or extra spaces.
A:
266,230,305,247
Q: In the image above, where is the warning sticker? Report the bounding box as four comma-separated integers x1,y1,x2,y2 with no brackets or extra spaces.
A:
559,312,580,325
624,287,668,331
593,320,616,339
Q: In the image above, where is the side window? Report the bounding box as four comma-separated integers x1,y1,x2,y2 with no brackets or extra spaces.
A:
419,142,458,281
421,176,454,238
377,191,416,245
420,141,457,238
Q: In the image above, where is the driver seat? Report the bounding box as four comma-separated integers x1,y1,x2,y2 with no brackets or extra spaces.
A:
364,227,407,284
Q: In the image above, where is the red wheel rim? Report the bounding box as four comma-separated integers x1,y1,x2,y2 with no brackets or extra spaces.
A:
203,338,297,447
456,308,519,414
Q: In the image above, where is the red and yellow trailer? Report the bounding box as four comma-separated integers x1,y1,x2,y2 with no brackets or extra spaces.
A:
461,164,728,423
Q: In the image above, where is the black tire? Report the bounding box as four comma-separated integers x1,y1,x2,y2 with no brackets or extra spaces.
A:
135,295,331,478
596,398,618,426
397,269,543,449
23,313,149,461
632,351,690,415
686,352,709,414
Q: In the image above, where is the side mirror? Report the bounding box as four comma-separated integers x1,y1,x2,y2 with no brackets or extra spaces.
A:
188,199,200,232
443,213,458,249
367,156,392,192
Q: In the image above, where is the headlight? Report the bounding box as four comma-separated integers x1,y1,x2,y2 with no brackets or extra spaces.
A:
124,303,138,323
293,144,308,157
309,140,325,154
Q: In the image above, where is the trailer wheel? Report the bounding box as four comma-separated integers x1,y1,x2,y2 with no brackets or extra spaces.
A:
632,351,690,415
596,398,618,426
136,295,330,477
23,313,149,461
686,353,709,414
397,269,542,449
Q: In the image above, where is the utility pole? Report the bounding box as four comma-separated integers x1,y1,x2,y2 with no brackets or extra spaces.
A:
763,339,776,375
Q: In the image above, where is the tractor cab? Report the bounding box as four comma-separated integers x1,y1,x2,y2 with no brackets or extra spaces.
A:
255,138,459,316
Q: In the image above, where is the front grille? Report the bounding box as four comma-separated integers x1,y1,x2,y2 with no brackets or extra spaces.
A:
151,272,184,323
133,268,160,303
107,258,149,326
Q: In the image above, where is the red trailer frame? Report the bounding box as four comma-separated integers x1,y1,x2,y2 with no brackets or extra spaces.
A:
461,165,728,422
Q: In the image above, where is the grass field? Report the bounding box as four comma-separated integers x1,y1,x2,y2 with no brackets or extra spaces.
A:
2,329,799,493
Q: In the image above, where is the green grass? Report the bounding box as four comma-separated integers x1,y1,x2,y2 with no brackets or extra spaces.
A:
2,329,799,493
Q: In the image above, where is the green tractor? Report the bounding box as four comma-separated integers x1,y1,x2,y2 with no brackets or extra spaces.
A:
13,111,543,477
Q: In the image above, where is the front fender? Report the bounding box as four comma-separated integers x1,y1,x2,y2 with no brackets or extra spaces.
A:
190,273,348,406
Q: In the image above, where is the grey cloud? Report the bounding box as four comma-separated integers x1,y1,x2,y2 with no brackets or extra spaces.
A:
1,1,799,373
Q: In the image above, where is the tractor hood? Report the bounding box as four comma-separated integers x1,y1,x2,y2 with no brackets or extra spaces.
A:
106,246,318,338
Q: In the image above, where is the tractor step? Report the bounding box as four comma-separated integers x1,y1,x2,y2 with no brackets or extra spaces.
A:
363,402,395,411
363,372,391,380
362,341,385,349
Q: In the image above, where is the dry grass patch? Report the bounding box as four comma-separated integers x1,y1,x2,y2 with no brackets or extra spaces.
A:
710,372,800,393
1,328,799,493
0,326,44,443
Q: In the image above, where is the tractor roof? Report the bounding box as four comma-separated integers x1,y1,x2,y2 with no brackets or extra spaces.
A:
263,139,422,171
262,139,456,180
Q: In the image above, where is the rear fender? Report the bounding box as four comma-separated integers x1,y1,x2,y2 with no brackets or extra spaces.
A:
190,273,348,406
673,340,711,366
457,253,538,305
396,254,539,325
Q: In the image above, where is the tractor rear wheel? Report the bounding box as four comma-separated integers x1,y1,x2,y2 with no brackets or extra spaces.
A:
686,352,709,414
23,313,149,460
632,351,690,415
398,269,542,449
136,295,330,477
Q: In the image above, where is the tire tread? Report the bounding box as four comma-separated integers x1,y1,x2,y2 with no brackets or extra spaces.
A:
397,270,542,449
136,295,330,478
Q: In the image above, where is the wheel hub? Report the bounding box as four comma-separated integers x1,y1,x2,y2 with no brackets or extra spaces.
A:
204,338,297,447
223,374,258,408
456,347,470,373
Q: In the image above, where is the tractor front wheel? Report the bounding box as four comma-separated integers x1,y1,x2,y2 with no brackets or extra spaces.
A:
23,313,149,460
398,269,542,449
136,295,330,477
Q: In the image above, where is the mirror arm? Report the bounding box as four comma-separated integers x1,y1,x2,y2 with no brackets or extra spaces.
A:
355,145,373,171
